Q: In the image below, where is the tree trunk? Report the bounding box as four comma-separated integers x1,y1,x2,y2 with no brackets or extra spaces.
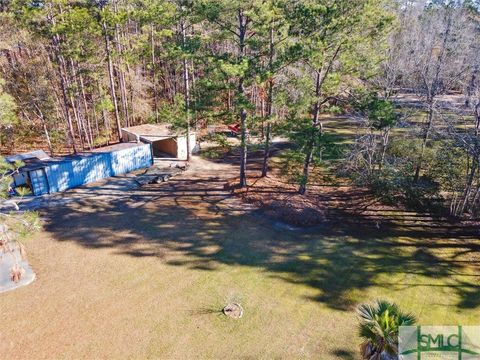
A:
47,10,77,153
118,66,129,127
113,0,129,128
379,128,390,170
52,4,80,153
151,24,159,123
102,20,122,141
54,43,77,153
238,10,248,188
261,26,274,178
190,58,199,133
299,71,322,195
65,60,85,151
474,100,480,137
465,65,478,108
78,70,94,149
181,19,191,161
414,99,434,182
129,67,136,125
34,104,54,156
70,60,92,150
414,13,452,182
298,45,341,194
470,180,480,215
456,160,478,216
96,79,110,143
70,94,85,151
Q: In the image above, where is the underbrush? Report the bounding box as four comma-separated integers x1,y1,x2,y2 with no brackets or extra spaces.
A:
368,170,444,213
200,147,228,159
199,133,232,159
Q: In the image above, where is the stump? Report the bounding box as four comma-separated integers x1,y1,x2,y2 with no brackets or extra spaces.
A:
223,303,244,319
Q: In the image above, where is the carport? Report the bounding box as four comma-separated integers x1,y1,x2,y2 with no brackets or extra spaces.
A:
121,124,196,161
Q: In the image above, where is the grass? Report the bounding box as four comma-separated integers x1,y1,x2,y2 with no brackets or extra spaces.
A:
0,156,479,359
2,100,479,359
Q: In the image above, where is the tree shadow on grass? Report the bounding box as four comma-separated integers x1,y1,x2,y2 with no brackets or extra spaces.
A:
331,348,356,360
41,168,480,312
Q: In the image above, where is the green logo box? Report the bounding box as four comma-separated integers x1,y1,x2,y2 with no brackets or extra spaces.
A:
399,326,480,359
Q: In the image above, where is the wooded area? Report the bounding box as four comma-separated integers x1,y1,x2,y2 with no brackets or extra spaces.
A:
0,0,479,217
1,2,480,358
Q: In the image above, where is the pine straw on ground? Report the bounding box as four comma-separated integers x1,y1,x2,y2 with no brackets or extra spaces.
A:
228,172,480,236
228,173,399,227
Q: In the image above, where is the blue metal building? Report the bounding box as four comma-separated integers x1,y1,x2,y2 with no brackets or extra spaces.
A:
8,143,152,196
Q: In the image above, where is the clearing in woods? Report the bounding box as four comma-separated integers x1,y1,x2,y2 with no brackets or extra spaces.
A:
0,141,479,359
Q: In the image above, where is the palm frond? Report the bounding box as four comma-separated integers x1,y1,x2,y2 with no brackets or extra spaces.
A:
398,312,417,326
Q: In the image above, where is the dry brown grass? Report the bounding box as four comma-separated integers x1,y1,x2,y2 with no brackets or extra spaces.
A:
1,157,479,359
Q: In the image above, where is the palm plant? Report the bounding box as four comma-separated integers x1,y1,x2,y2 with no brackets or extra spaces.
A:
358,300,416,360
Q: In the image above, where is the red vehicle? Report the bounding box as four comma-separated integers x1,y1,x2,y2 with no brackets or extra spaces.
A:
227,123,241,136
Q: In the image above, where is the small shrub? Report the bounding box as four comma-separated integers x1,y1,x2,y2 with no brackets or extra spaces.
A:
200,133,232,159
211,133,231,151
369,167,442,210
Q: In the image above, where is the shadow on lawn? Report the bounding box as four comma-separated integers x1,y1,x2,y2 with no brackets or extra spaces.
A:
331,349,356,360
41,166,480,313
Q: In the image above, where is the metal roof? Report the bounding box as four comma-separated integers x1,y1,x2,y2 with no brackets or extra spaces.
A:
8,142,145,172
90,142,147,153
122,124,194,143
5,150,50,163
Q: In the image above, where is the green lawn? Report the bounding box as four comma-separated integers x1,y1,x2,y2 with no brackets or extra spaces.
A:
1,157,478,359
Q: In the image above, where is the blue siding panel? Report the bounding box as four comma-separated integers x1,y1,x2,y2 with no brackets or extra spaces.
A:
29,169,49,196
30,144,152,195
